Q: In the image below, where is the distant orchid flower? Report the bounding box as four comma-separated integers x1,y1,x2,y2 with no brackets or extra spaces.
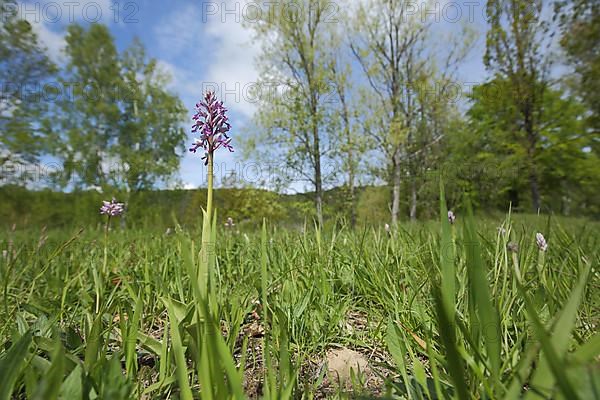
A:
98,198,125,294
536,233,548,252
225,217,235,228
447,210,456,224
100,198,125,217
189,91,233,165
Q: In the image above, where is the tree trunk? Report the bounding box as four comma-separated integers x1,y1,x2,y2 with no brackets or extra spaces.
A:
391,155,401,225
347,131,356,228
508,188,520,210
527,133,540,213
347,152,356,227
315,175,323,226
409,176,417,221
525,107,541,213
313,124,323,227
349,180,356,228
529,167,540,213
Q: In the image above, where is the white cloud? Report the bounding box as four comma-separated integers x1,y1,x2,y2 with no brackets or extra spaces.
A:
153,1,262,118
15,0,121,63
202,0,262,118
182,181,196,190
155,59,182,91
32,22,66,63
154,58,207,104
154,4,203,59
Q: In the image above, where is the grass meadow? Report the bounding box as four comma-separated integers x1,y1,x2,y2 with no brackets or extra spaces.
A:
0,204,598,399
2,0,598,396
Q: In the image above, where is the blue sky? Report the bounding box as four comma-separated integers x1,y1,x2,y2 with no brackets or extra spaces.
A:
17,0,495,191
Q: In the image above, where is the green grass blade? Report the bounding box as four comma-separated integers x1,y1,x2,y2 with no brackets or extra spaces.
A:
261,219,268,319
524,261,591,399
198,334,215,400
504,342,540,400
125,294,143,376
182,238,203,306
432,289,469,400
211,321,245,399
34,338,65,400
276,310,290,389
84,312,103,371
164,298,193,400
572,333,600,364
439,180,455,322
386,321,412,399
518,281,581,400
0,331,33,400
59,364,83,399
464,198,501,381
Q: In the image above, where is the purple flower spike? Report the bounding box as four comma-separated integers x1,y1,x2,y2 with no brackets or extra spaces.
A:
190,91,233,165
100,198,125,217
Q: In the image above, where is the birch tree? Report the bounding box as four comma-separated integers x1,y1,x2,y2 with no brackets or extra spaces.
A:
349,0,427,223
247,0,338,226
326,18,368,227
350,0,471,222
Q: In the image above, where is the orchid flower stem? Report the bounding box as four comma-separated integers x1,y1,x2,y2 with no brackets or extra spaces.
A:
512,252,522,284
537,251,546,287
96,216,110,314
201,151,215,306
207,152,214,225
103,216,110,275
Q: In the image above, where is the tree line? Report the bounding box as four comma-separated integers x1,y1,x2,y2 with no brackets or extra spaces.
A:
1,0,186,197
245,0,599,221
1,0,599,224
